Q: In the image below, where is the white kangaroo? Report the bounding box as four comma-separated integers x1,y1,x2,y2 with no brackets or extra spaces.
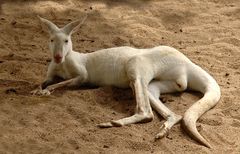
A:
32,16,221,148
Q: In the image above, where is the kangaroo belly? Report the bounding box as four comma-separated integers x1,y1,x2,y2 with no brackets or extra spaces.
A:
88,64,130,88
86,55,130,88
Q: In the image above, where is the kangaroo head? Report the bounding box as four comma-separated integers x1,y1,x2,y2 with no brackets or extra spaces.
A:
38,15,87,64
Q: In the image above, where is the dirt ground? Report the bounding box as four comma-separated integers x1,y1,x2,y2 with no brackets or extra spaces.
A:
0,0,240,153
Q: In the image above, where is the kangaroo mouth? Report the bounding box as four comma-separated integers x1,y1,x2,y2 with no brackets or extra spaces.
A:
54,58,62,64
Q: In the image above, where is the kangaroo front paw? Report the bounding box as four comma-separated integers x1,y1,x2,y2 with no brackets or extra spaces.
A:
31,88,51,96
41,89,51,95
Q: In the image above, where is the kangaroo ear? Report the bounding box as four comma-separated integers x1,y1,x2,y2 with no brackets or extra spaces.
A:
38,16,60,34
61,15,87,35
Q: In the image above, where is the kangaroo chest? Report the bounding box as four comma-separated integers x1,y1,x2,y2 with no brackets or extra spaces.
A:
55,60,82,79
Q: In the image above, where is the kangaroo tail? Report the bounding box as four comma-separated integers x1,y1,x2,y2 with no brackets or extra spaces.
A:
182,84,221,148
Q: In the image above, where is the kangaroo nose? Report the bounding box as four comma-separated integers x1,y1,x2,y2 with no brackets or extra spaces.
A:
54,54,62,59
54,54,62,63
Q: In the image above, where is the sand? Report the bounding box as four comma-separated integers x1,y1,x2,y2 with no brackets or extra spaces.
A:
0,0,240,153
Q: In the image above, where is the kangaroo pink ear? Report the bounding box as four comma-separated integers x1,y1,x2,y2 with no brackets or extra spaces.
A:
61,15,88,35
38,15,60,34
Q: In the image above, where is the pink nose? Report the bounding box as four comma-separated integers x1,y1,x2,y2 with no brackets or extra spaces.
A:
54,54,62,63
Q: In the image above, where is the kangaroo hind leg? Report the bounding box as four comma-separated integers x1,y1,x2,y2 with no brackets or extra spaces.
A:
148,80,184,139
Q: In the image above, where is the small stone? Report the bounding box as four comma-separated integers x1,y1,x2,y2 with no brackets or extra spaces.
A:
160,97,167,103
9,53,14,57
166,135,173,140
168,99,174,102
103,145,109,148
5,88,17,94
11,20,17,26
196,123,202,131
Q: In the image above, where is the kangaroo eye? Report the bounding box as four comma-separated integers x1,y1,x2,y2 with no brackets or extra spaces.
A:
50,39,54,42
65,40,68,43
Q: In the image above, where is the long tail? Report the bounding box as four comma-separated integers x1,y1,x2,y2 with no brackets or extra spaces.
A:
182,84,221,148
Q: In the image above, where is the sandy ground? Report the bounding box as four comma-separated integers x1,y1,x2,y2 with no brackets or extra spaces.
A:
0,0,240,153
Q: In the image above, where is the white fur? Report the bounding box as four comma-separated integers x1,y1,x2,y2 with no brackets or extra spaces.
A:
32,16,221,148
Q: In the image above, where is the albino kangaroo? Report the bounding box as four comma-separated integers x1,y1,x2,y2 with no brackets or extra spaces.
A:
32,16,221,148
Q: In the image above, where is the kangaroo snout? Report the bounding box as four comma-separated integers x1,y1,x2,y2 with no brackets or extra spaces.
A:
54,53,62,64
